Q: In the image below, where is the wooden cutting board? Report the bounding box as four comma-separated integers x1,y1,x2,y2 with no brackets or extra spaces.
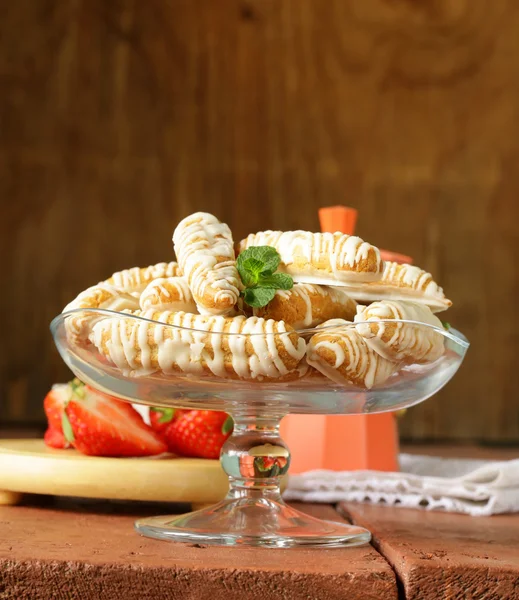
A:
0,439,229,506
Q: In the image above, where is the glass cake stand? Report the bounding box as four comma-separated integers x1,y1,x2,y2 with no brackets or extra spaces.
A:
51,309,469,548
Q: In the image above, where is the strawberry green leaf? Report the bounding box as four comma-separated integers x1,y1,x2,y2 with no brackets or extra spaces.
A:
254,457,270,472
70,378,85,399
221,415,234,435
258,272,293,290
243,287,277,308
151,407,175,424
62,411,75,443
269,463,280,477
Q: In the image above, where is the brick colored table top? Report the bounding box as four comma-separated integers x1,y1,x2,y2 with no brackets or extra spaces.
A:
345,503,519,600
0,500,396,600
1,444,518,600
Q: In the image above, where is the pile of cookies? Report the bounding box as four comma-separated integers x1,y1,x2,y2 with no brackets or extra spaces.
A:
62,212,452,389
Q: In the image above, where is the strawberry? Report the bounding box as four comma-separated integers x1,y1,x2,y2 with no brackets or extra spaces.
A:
149,407,188,435
254,456,288,477
44,427,67,449
43,383,73,449
64,382,168,457
163,411,233,459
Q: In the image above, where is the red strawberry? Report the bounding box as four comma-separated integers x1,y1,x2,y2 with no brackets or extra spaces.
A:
163,411,233,459
44,383,70,431
64,382,168,457
149,407,188,435
254,456,288,477
44,427,67,449
43,383,73,449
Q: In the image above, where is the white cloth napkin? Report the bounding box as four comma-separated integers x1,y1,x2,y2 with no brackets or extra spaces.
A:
284,454,519,516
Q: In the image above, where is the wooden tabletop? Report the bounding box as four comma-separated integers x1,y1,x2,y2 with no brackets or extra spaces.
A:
1,446,518,600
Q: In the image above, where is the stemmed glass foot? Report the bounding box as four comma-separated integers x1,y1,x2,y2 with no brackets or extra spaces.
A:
135,416,371,548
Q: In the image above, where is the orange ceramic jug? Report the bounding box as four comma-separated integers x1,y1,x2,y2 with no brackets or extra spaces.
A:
280,206,402,473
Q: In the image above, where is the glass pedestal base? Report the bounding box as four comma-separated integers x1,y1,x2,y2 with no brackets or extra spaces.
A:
135,494,371,548
136,417,371,548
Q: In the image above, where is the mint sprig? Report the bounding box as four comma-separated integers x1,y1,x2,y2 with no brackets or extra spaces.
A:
237,246,293,308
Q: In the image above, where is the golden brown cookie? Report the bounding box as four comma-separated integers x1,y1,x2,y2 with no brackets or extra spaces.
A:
139,277,197,313
106,262,182,293
244,283,357,330
354,300,445,364
238,230,383,284
63,283,139,340
90,310,307,381
173,212,242,316
306,319,399,388
344,261,452,313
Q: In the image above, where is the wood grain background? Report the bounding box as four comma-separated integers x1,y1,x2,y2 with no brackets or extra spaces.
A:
2,0,518,441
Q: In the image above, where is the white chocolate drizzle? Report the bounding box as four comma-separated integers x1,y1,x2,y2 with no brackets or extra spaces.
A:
139,277,197,313
354,300,445,363
63,282,139,339
173,213,241,315
90,310,306,380
306,319,397,388
107,262,181,293
331,262,451,313
239,230,382,282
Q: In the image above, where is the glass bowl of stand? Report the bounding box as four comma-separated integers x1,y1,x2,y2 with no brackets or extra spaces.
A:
51,308,469,549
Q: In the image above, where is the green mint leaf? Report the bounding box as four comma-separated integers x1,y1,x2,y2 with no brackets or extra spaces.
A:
243,287,277,308
221,415,234,435
62,411,75,443
258,272,294,290
238,246,280,275
242,257,265,274
237,256,264,287
151,407,175,424
237,246,293,308
239,269,256,287
442,321,451,330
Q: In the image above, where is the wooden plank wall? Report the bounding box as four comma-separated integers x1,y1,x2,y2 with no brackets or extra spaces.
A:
1,0,518,441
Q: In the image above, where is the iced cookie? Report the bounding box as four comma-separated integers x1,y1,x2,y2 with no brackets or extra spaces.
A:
139,277,197,313
238,230,383,285
306,319,398,388
106,261,182,294
245,283,357,330
345,262,451,313
173,212,242,316
90,310,307,381
354,300,445,364
63,282,139,340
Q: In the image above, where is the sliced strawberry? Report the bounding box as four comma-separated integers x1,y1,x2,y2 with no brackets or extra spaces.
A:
64,383,168,457
43,383,71,432
254,456,288,477
163,411,233,459
44,427,67,449
43,383,73,449
149,407,188,435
